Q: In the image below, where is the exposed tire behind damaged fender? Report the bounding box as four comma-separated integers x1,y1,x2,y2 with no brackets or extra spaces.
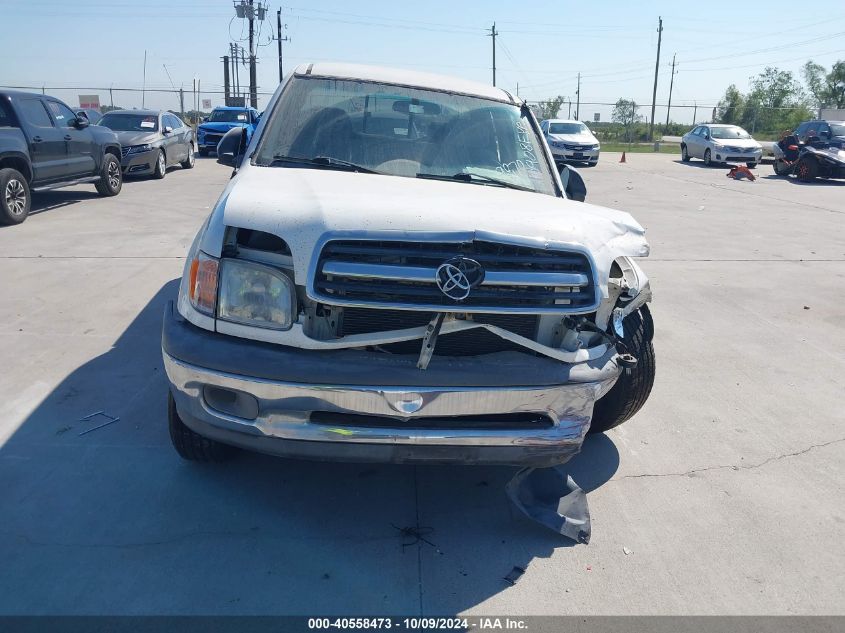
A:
588,306,656,434
168,391,234,462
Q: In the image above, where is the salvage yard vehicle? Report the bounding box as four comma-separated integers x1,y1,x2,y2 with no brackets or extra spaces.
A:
540,119,601,167
97,110,194,179
163,63,655,466
772,135,845,181
681,124,763,168
196,106,259,156
0,90,122,225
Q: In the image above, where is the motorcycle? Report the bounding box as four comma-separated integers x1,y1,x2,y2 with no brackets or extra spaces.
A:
773,135,845,181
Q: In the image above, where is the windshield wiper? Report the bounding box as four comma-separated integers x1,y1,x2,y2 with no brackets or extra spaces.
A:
268,155,379,174
416,171,534,192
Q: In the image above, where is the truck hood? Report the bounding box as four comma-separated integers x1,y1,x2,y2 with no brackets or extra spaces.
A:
199,122,249,134
202,165,650,294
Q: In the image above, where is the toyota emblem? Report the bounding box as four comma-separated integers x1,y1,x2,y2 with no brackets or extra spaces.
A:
435,257,485,301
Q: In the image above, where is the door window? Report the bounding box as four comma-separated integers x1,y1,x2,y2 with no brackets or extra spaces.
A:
19,99,54,128
0,101,14,127
165,114,182,129
46,101,79,127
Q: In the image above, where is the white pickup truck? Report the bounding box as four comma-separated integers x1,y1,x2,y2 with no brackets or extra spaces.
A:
162,63,655,467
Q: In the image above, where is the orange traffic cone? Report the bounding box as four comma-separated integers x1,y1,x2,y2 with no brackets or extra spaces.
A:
620,151,627,163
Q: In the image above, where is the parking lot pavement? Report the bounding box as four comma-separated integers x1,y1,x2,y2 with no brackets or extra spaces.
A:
0,154,843,615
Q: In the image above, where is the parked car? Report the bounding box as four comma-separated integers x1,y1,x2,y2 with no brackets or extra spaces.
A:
681,124,762,168
196,106,259,156
0,90,122,225
793,119,845,146
97,110,194,179
76,108,103,125
163,63,655,467
540,119,600,166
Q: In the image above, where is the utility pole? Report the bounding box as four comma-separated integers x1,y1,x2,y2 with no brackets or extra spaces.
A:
693,100,697,125
488,23,498,86
248,0,257,108
277,9,289,83
142,50,147,108
648,16,663,142
575,73,580,120
223,55,231,105
665,52,677,127
568,100,571,118
179,88,184,119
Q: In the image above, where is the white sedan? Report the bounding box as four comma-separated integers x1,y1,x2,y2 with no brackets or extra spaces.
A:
681,124,763,168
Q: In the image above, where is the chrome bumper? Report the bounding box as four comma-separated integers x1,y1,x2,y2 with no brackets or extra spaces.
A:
164,352,617,466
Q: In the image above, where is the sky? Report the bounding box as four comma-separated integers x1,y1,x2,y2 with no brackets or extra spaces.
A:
2,0,844,124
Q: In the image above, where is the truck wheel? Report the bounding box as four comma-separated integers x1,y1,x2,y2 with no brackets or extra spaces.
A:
0,168,31,225
153,150,166,179
180,144,195,169
589,306,656,434
168,392,234,462
95,154,122,196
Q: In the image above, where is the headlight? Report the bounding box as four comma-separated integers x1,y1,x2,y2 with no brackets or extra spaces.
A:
591,144,600,150
127,143,153,154
217,259,295,330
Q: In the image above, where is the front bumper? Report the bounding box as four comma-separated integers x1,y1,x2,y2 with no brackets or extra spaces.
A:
197,132,225,150
714,148,762,163
550,146,600,163
162,302,621,466
121,148,158,175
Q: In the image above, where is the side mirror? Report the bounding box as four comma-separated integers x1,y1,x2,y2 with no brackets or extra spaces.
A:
163,126,173,134
74,116,89,129
217,126,247,167
559,165,586,202
202,117,208,123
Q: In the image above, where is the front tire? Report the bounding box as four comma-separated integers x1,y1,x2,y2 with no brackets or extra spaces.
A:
180,144,195,169
168,392,234,462
0,168,31,225
589,306,656,434
153,149,166,179
94,153,122,197
681,144,690,162
703,148,713,167
796,156,818,181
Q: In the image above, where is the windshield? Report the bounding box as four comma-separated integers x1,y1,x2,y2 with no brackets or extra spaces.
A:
98,113,158,132
829,122,845,137
255,77,557,196
710,126,751,139
548,122,588,135
209,109,249,123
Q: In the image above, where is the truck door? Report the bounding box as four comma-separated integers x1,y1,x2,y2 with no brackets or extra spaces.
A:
46,99,97,177
16,98,66,183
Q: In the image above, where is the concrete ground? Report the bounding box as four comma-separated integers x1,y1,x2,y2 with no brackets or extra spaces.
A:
0,154,842,615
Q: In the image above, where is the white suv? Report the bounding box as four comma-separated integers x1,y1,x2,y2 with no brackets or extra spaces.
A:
163,63,655,466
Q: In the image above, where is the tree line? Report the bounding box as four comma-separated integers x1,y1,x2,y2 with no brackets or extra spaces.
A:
533,59,844,141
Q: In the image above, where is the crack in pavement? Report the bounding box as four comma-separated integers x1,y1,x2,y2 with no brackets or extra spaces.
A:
610,437,845,482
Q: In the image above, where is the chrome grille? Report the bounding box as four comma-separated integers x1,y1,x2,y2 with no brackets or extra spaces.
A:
312,239,596,313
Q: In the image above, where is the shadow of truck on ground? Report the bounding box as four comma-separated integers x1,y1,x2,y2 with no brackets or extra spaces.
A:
0,280,619,614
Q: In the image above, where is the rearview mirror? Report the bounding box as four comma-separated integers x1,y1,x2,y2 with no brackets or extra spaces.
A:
559,165,586,202
392,99,442,115
217,126,247,167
